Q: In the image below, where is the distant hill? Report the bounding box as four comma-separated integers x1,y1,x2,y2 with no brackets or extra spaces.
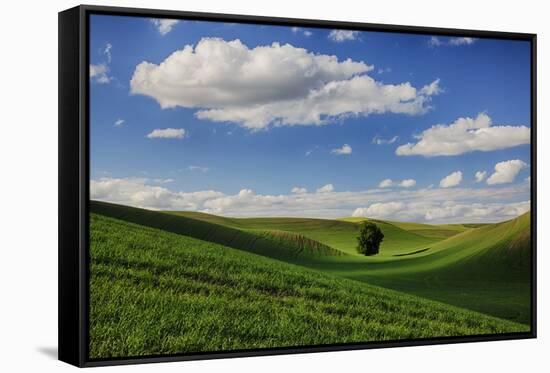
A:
168,211,451,256
91,201,343,260
339,212,532,324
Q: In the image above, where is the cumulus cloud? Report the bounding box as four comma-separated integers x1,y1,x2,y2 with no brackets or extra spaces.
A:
396,113,530,157
328,30,360,42
291,187,308,194
291,27,313,37
373,135,398,145
114,119,125,127
150,19,179,35
475,171,487,183
419,78,442,96
399,179,417,188
487,159,527,185
130,38,440,130
330,144,352,155
90,63,111,84
316,184,334,193
379,179,394,188
353,202,404,218
146,128,186,139
440,171,462,188
91,177,529,222
90,177,224,210
378,178,416,188
352,200,529,223
429,36,476,47
90,42,114,84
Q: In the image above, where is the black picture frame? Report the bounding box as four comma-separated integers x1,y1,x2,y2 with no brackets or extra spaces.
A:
59,4,537,367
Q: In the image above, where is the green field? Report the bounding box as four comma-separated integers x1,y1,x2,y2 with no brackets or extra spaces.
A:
90,200,532,358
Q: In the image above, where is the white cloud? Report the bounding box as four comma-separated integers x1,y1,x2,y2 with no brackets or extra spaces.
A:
329,30,359,42
291,187,308,194
373,135,398,145
419,78,442,96
91,177,529,222
379,178,416,188
487,159,527,185
150,19,179,35
130,38,440,130
423,201,528,221
91,177,224,210
330,144,352,155
352,200,529,223
316,184,334,193
90,43,114,83
90,63,111,84
396,113,530,157
449,37,476,46
377,67,392,74
291,27,313,37
440,171,463,188
429,36,476,47
114,119,125,127
352,202,404,218
428,37,443,47
475,171,487,183
146,128,186,139
103,43,113,63
188,165,209,172
399,179,417,188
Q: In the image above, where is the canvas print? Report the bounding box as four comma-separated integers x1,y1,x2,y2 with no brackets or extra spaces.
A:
88,14,532,359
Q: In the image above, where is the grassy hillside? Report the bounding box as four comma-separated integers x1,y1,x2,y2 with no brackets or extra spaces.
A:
340,217,470,240
92,201,532,325
91,201,342,261
324,213,532,324
168,211,443,256
90,213,527,359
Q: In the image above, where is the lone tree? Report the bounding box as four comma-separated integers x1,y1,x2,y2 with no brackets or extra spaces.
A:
356,222,384,256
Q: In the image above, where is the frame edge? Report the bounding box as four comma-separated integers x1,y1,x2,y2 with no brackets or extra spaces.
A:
58,5,85,368
60,4,537,367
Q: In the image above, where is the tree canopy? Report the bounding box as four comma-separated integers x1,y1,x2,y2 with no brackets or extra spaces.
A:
356,222,384,256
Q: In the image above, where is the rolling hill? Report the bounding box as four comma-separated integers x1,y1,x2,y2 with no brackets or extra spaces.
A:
91,201,343,261
168,211,447,257
91,201,532,325
323,213,532,324
89,212,528,359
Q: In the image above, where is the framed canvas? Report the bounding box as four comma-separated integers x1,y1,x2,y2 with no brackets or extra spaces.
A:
58,4,537,367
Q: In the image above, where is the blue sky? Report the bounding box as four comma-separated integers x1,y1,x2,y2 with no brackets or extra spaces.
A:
89,15,531,222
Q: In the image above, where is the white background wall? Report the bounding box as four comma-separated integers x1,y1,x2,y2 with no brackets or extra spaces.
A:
0,0,547,371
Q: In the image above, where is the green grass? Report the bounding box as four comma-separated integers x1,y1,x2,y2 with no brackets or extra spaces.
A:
90,213,527,359
91,201,342,261
93,201,532,325
168,211,444,257
340,217,470,240
312,213,532,324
